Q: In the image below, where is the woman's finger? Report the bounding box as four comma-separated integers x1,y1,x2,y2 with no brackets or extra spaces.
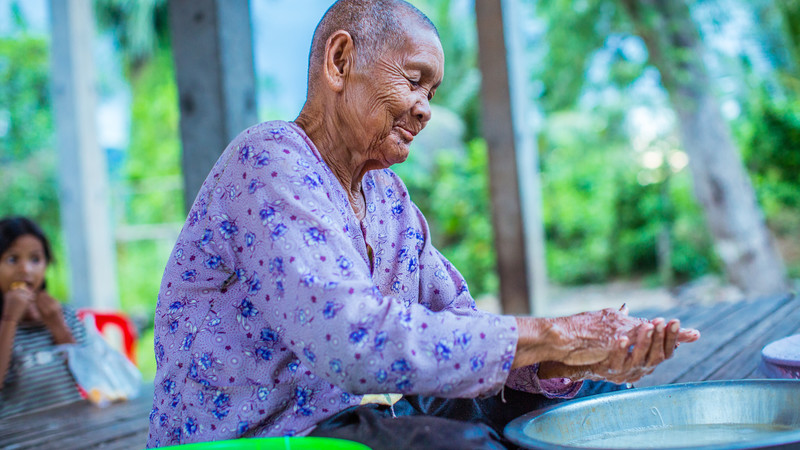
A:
624,323,653,372
610,337,629,370
664,320,681,359
646,318,667,366
598,337,630,379
677,327,701,343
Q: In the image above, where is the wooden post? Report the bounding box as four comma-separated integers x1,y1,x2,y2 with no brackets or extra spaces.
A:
169,0,259,213
476,0,547,315
49,0,119,310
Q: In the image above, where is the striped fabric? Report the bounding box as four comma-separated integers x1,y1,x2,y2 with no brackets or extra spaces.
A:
0,306,87,419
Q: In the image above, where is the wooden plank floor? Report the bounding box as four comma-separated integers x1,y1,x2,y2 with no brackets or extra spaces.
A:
636,293,800,387
0,384,153,450
1,293,797,449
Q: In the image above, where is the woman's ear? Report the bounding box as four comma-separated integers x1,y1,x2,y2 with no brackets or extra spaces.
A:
323,30,355,93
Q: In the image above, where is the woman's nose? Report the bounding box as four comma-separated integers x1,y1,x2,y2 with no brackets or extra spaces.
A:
413,95,431,124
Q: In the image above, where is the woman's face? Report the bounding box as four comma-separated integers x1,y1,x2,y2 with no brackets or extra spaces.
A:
0,234,48,295
342,25,444,169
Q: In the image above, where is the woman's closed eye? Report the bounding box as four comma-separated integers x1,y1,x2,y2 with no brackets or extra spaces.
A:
407,78,435,101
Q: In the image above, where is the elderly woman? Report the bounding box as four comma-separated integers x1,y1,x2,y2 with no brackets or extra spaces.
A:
147,0,699,448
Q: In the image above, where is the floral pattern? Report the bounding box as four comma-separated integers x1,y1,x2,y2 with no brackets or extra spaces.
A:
146,121,577,447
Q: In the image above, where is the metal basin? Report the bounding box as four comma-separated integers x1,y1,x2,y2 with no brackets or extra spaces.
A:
505,379,800,449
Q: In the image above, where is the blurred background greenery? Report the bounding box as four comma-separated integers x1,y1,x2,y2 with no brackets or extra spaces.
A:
1,0,799,381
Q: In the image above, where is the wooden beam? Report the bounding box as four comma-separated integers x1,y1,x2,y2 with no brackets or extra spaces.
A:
475,0,547,315
168,0,259,212
49,0,119,310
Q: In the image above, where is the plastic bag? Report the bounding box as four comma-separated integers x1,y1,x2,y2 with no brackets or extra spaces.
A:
64,315,142,407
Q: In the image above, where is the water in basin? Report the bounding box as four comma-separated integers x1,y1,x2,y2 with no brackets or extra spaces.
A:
563,423,796,448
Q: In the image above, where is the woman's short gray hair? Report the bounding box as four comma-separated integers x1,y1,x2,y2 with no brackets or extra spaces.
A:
307,0,438,89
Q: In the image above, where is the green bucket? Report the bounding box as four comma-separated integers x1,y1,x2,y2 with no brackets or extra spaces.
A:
157,437,371,449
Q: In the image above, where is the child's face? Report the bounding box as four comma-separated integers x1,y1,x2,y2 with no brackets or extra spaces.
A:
0,235,48,295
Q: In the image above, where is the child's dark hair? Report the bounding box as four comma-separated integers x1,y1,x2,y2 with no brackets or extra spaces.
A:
0,216,53,264
0,217,54,311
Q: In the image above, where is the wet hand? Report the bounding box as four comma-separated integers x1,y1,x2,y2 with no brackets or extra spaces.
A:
546,307,649,366
513,306,700,371
542,316,700,384
584,314,699,383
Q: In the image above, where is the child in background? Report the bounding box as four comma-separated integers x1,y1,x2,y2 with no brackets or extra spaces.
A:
0,216,84,415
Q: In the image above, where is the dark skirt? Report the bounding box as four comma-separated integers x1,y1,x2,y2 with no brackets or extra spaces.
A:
309,381,628,450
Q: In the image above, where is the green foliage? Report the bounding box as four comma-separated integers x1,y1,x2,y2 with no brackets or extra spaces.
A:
667,173,718,278
609,169,661,275
0,36,52,161
540,111,620,283
539,108,717,285
410,0,482,139
117,240,172,320
740,95,800,201
735,89,800,276
0,34,71,301
395,140,498,297
532,0,627,111
776,0,800,80
122,45,183,225
114,45,182,316
94,0,168,72
136,327,156,381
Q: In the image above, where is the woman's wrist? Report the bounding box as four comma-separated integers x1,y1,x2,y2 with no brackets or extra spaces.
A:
513,316,571,367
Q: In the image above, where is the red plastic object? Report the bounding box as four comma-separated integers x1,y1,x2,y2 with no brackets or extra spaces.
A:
76,309,138,365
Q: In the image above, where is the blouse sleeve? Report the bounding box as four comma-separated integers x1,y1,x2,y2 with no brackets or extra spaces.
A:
505,364,583,398
391,179,582,398
197,127,519,399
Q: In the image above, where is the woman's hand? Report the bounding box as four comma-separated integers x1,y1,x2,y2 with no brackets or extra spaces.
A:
513,308,646,369
537,316,700,384
513,305,701,375
547,308,649,366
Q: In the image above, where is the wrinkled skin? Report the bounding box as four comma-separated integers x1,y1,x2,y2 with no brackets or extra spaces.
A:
516,306,700,384
296,16,443,220
564,316,696,384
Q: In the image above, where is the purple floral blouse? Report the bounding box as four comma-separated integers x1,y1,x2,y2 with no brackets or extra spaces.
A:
146,121,579,447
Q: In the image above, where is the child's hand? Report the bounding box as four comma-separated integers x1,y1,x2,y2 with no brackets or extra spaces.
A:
2,283,35,323
33,289,64,325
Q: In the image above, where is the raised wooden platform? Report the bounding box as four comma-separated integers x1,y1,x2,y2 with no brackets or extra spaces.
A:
1,293,797,449
0,384,154,450
636,292,800,386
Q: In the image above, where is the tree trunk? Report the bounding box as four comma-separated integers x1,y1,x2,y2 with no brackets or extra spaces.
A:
619,0,789,297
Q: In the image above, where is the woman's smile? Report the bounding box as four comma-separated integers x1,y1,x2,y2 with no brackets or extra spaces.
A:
394,125,416,143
